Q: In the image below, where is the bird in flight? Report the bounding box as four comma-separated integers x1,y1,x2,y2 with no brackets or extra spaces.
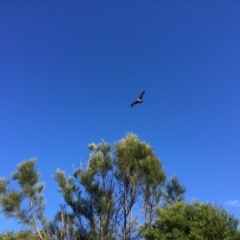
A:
130,91,145,107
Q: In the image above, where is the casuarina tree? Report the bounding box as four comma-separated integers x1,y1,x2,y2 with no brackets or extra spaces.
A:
0,159,49,240
53,133,185,240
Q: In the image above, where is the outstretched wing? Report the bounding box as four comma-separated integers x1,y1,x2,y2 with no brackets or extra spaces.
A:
138,91,145,100
131,100,139,107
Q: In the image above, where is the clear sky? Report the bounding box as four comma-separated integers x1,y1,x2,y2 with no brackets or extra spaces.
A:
1,1,240,232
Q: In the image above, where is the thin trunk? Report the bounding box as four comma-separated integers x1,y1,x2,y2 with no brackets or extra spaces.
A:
123,187,127,240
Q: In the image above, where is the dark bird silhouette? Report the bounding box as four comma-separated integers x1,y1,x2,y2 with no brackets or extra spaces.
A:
130,91,145,107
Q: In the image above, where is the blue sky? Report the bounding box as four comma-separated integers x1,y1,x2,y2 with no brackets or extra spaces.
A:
1,1,240,232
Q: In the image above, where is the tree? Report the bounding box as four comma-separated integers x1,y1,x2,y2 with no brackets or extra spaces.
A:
53,133,185,240
52,141,116,240
114,133,166,239
0,230,39,240
163,175,186,206
0,134,186,239
145,201,240,240
48,204,80,240
0,159,49,240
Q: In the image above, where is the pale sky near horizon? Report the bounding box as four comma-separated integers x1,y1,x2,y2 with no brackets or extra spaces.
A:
1,1,240,232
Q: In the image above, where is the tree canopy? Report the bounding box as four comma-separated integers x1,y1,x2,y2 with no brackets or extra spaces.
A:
52,133,184,239
145,201,240,240
1,133,238,239
0,231,39,240
0,159,49,240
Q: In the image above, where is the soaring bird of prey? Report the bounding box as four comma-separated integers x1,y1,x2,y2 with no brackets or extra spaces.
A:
130,91,145,107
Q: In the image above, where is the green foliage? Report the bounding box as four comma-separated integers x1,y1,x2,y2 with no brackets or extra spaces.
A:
0,178,8,195
145,201,240,240
0,191,21,216
12,160,40,191
114,133,165,186
1,134,239,240
163,175,186,206
48,205,80,240
0,230,39,240
114,134,167,238
0,159,49,240
53,141,117,240
53,133,173,240
0,134,187,240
